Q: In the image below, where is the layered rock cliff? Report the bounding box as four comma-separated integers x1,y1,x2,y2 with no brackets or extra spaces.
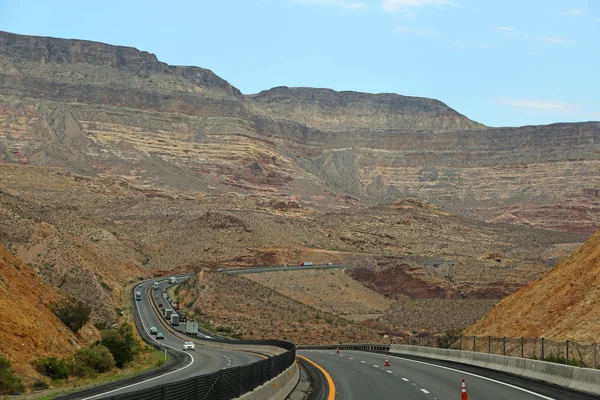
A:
0,30,599,233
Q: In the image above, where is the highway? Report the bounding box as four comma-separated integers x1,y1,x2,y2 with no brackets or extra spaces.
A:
223,264,347,274
79,277,263,400
299,350,598,400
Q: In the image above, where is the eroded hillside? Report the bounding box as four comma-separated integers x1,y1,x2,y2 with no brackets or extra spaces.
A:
0,30,599,233
176,270,382,344
0,164,585,326
466,230,600,342
0,244,82,377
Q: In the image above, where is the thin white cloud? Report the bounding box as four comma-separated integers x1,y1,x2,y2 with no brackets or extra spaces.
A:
563,8,584,15
543,37,569,44
496,26,516,32
383,0,458,14
496,98,577,112
394,26,437,36
293,0,367,9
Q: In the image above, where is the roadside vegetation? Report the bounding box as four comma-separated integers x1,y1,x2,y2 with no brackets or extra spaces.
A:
25,324,166,399
0,357,26,395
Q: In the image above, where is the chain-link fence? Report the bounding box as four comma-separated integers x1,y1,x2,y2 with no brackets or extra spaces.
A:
399,335,597,368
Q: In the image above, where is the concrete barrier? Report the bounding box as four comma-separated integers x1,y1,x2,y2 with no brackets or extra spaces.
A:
238,361,300,400
389,345,600,396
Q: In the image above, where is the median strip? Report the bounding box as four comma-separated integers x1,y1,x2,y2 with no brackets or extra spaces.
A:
297,356,336,400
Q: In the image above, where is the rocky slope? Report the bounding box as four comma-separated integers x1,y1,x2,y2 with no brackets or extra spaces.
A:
176,270,382,344
466,230,600,343
0,164,585,327
0,30,599,233
0,244,83,377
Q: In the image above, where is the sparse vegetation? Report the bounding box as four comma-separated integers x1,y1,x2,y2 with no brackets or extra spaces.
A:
35,357,70,381
71,344,116,377
0,356,26,395
51,298,92,333
100,325,140,368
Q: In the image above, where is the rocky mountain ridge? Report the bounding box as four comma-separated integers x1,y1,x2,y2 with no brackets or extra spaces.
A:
0,29,599,236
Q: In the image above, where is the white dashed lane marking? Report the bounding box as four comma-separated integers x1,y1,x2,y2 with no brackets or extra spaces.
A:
402,378,409,382
421,389,430,394
360,361,366,364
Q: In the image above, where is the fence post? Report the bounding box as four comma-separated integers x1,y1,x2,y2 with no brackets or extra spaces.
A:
566,340,570,364
473,336,476,352
459,336,463,351
488,336,491,354
521,337,524,358
437,335,440,348
593,343,597,369
408,335,411,346
541,338,545,360
503,337,506,356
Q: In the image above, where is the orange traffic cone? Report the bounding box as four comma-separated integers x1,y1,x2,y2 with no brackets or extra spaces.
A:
461,379,468,400
385,354,390,366
336,347,340,354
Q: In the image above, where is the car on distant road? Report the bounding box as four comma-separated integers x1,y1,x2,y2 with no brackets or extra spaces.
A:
183,341,195,351
150,327,157,335
156,332,164,340
158,303,163,308
327,262,333,265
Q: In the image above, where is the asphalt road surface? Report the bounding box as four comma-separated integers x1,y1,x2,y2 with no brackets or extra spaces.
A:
224,264,347,274
299,350,597,400
80,278,262,399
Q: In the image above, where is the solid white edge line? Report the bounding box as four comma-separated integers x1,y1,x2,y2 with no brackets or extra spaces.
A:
81,283,195,400
386,354,555,400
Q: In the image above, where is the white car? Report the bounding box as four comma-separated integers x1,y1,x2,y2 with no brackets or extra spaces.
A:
183,341,195,351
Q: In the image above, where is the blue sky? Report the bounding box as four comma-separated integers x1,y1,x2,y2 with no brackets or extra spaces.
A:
0,0,598,127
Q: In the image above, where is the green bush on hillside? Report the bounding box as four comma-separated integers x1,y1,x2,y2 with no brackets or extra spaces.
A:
0,357,25,395
72,344,115,377
51,298,92,333
101,325,140,368
34,356,70,380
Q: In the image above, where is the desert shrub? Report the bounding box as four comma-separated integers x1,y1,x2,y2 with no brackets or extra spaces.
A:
35,357,70,380
51,298,91,333
216,325,233,333
0,357,25,395
72,345,115,376
32,379,49,390
101,325,139,368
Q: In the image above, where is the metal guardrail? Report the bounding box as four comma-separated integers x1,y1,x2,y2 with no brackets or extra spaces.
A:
102,346,296,400
299,344,390,352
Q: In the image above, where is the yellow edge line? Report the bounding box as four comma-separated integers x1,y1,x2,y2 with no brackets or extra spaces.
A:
297,355,336,400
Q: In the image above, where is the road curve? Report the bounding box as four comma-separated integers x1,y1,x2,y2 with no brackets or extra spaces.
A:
299,350,598,400
81,277,262,399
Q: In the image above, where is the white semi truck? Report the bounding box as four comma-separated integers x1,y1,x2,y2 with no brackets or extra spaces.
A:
170,314,180,326
185,322,199,336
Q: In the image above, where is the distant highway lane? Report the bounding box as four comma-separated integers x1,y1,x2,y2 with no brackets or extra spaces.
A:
299,350,598,400
80,277,262,399
224,264,348,274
